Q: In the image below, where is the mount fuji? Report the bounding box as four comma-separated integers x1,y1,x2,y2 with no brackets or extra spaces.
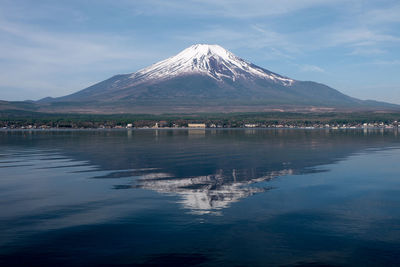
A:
37,44,398,113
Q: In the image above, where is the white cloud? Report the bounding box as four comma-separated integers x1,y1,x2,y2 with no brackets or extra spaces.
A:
360,4,400,24
348,47,386,56
370,60,400,66
0,20,157,66
174,24,299,61
0,19,167,99
327,28,400,47
300,64,325,73
147,0,347,18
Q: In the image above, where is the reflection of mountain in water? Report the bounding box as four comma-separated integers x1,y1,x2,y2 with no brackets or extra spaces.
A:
120,168,297,214
1,129,399,214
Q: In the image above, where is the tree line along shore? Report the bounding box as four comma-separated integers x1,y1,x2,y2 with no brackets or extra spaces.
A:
0,111,399,129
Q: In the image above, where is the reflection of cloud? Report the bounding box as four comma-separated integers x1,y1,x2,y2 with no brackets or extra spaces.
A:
123,169,294,214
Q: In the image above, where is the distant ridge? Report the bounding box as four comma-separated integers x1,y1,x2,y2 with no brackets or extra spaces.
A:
6,44,400,113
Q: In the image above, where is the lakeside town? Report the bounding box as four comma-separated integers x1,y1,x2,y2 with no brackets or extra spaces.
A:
1,120,399,130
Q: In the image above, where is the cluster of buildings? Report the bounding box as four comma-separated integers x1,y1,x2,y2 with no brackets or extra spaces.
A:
133,121,400,129
2,121,399,130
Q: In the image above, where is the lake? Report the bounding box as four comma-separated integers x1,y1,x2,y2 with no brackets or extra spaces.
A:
0,129,399,266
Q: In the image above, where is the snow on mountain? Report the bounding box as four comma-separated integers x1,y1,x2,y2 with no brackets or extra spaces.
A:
129,44,294,86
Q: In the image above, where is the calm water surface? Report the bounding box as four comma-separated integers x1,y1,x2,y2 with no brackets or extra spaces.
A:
0,129,399,266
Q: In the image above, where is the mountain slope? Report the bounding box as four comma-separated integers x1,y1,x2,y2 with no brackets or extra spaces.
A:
39,44,399,113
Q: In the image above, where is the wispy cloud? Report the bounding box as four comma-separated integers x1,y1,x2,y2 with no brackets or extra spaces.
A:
128,0,346,18
300,64,325,73
359,4,400,24
174,24,299,61
348,47,386,56
370,60,400,66
0,18,167,99
327,28,400,47
0,20,158,66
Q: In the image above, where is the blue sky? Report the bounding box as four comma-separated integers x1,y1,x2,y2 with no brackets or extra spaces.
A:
1,0,399,103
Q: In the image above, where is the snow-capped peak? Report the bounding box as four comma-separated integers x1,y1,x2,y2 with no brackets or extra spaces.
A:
173,44,235,64
130,44,294,86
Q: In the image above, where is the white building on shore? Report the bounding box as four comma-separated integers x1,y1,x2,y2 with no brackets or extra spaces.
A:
188,123,206,128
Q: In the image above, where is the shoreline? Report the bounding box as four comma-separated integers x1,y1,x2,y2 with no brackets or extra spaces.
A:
1,126,399,131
